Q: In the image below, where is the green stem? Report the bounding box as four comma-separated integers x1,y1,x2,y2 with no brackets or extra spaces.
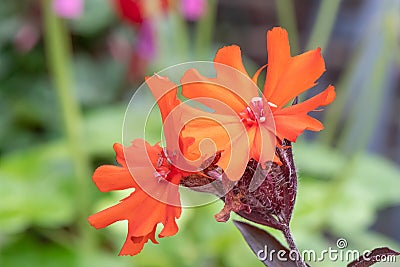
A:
322,8,396,150
317,43,364,145
336,21,392,153
274,0,300,54
174,11,190,60
41,0,94,259
195,0,218,58
306,0,342,51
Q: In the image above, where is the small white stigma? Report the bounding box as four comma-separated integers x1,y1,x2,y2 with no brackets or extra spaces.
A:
251,96,263,104
247,96,269,124
268,101,277,108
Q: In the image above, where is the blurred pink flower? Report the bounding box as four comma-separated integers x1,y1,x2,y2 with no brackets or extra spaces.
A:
52,0,83,19
180,0,207,21
14,23,40,53
135,20,156,61
126,20,156,82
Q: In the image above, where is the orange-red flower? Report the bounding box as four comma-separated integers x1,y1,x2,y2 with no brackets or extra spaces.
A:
179,64,276,180
88,75,195,256
180,27,335,175
88,141,182,255
88,26,336,257
146,72,255,181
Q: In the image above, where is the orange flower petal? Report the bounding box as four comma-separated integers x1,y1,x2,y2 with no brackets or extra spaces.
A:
114,143,126,167
277,85,336,115
274,115,324,142
119,226,157,256
245,126,257,160
252,64,267,85
146,74,209,163
159,203,181,237
214,45,249,76
263,27,326,108
91,143,136,192
88,194,137,229
217,123,251,181
128,187,181,237
273,85,336,141
250,124,276,167
92,165,136,192
263,27,290,100
88,141,182,256
146,74,180,123
180,114,250,181
181,117,231,162
129,139,162,171
181,46,260,113
181,68,247,114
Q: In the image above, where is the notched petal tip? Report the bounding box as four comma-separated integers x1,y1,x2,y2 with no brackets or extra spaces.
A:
93,165,135,192
324,85,336,104
87,214,100,229
113,143,126,166
214,45,242,60
268,26,289,37
214,45,249,76
119,230,157,256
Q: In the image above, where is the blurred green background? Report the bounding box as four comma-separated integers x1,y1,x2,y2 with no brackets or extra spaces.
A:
0,0,399,266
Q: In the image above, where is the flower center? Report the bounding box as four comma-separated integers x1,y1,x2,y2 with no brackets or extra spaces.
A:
240,97,273,126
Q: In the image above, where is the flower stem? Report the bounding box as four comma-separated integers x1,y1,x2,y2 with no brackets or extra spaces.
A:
173,11,190,59
282,225,307,267
41,0,95,260
195,0,217,57
306,0,342,51
274,0,300,54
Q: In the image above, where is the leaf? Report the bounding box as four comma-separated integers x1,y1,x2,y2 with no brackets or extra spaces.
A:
347,247,400,267
0,233,76,267
0,232,131,267
293,142,400,235
294,141,345,179
233,220,298,267
0,141,75,233
84,105,126,155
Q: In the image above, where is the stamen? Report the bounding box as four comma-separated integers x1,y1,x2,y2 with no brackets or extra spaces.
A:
154,168,170,181
154,153,171,181
154,171,164,182
268,101,277,108
240,97,270,125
